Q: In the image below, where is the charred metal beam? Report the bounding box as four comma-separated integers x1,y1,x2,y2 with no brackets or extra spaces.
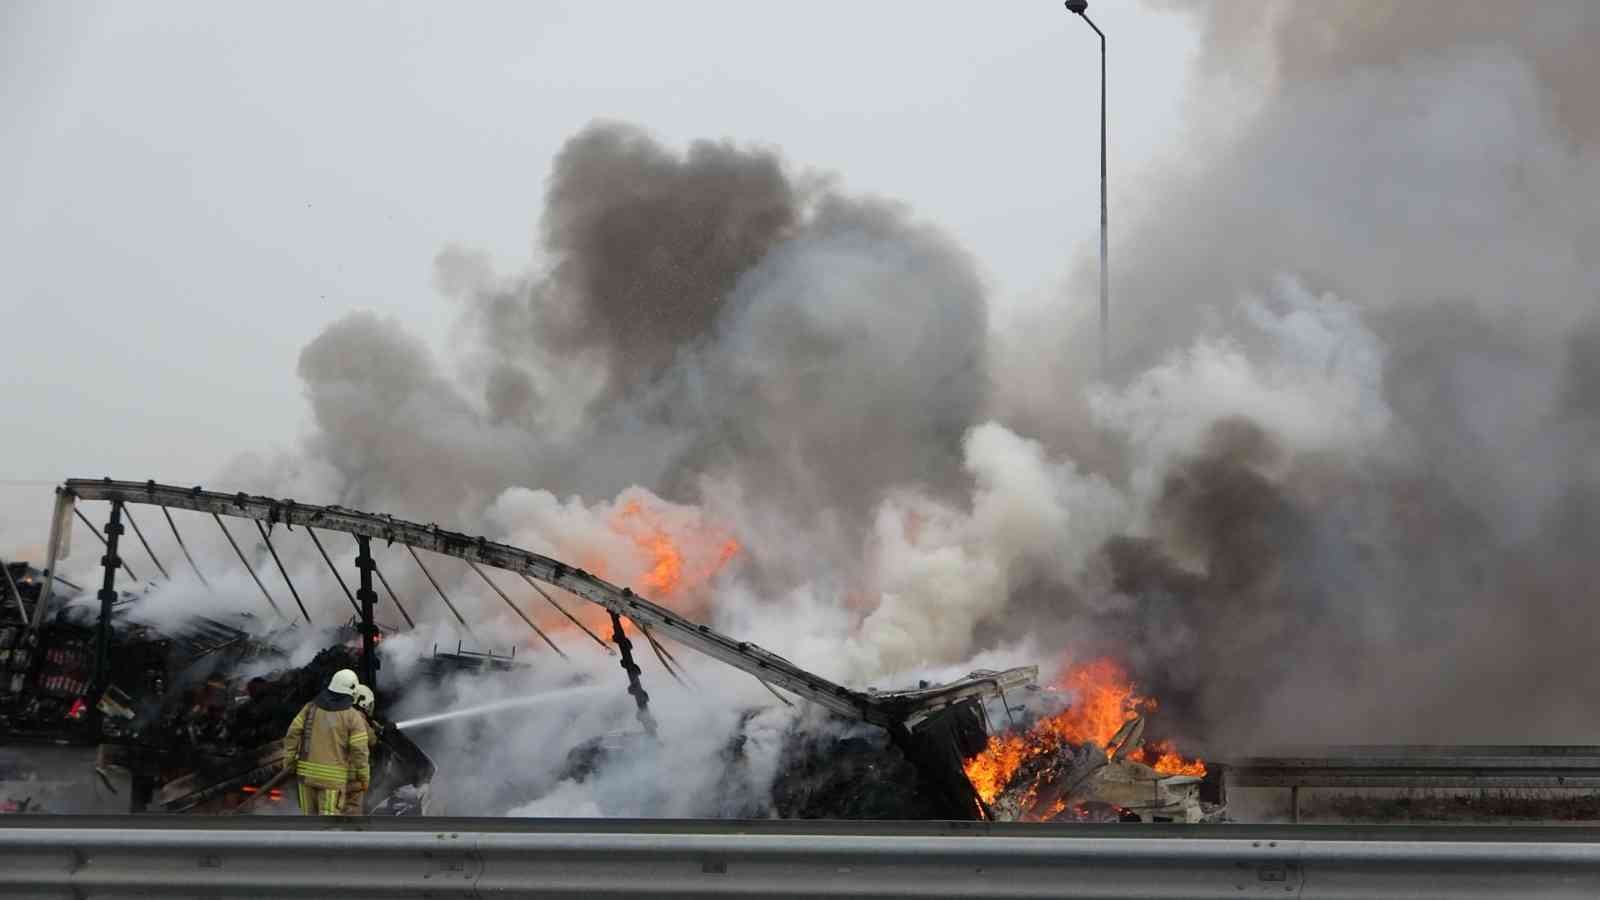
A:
467,560,566,659
92,501,125,697
638,624,685,687
610,612,656,735
121,507,169,581
254,520,311,624
755,676,795,707
355,536,379,690
404,544,475,639
306,526,361,617
161,506,210,589
518,573,610,654
30,488,75,631
210,513,288,623
371,559,415,630
640,624,682,670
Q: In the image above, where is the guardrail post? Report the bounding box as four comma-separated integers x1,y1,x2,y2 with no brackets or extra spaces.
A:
92,500,125,701
355,536,379,691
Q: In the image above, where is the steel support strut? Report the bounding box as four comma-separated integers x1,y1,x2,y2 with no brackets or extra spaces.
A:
93,501,125,697
161,506,209,588
467,561,567,658
609,611,656,735
122,507,169,580
30,488,76,632
306,526,361,617
255,521,311,623
211,513,287,622
519,573,610,653
370,560,415,630
354,536,379,691
405,545,474,639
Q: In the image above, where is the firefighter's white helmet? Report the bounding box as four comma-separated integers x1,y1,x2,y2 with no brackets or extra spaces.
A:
328,669,360,696
353,684,375,715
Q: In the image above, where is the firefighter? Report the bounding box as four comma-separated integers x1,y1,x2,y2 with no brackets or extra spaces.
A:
343,684,380,815
282,669,369,815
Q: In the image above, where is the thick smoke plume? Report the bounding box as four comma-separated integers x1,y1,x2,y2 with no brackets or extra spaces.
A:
85,1,1599,814
996,0,1600,749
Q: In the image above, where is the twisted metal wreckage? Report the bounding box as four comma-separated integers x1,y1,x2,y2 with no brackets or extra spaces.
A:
6,478,1045,818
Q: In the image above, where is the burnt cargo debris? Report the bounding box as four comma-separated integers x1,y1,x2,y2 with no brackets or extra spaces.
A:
1,578,433,815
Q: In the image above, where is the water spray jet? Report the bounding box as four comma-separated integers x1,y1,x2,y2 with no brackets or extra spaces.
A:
394,685,607,731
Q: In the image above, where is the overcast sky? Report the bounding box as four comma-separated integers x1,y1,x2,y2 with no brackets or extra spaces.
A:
2,1,1196,553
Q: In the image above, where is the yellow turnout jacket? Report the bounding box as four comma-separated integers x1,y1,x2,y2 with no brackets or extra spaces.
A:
283,691,371,789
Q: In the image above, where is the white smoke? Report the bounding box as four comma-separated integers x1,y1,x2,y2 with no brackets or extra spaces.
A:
1092,277,1393,517
847,423,1128,679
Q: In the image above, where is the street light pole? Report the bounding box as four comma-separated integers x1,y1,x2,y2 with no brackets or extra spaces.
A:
1064,1,1107,378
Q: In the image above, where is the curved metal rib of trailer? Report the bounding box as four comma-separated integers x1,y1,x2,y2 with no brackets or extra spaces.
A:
32,478,1034,731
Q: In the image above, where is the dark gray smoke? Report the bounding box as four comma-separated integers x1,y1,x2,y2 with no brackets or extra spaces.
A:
980,0,1600,750
446,124,801,410
539,124,799,391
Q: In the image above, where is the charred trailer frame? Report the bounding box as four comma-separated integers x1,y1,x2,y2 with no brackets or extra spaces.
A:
20,479,1040,819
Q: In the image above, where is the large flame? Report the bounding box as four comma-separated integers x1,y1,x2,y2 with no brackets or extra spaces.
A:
530,490,743,642
610,497,740,601
1137,738,1207,777
963,657,1205,804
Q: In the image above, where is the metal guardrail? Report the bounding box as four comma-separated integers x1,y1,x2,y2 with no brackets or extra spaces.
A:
5,817,1600,898
1225,745,1600,789
1221,746,1600,824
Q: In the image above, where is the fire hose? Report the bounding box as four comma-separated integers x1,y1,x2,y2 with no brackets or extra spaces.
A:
229,768,292,815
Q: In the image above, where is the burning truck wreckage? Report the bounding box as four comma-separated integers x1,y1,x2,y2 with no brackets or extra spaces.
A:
0,478,1219,822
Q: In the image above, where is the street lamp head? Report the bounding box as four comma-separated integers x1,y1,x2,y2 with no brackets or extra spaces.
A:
1064,0,1088,14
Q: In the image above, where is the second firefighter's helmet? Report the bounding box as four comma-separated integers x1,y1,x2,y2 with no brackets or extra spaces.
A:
328,669,360,696
352,684,375,715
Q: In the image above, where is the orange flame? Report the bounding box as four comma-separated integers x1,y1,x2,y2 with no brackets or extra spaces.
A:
963,657,1205,804
639,530,683,595
609,498,740,601
1137,739,1208,777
